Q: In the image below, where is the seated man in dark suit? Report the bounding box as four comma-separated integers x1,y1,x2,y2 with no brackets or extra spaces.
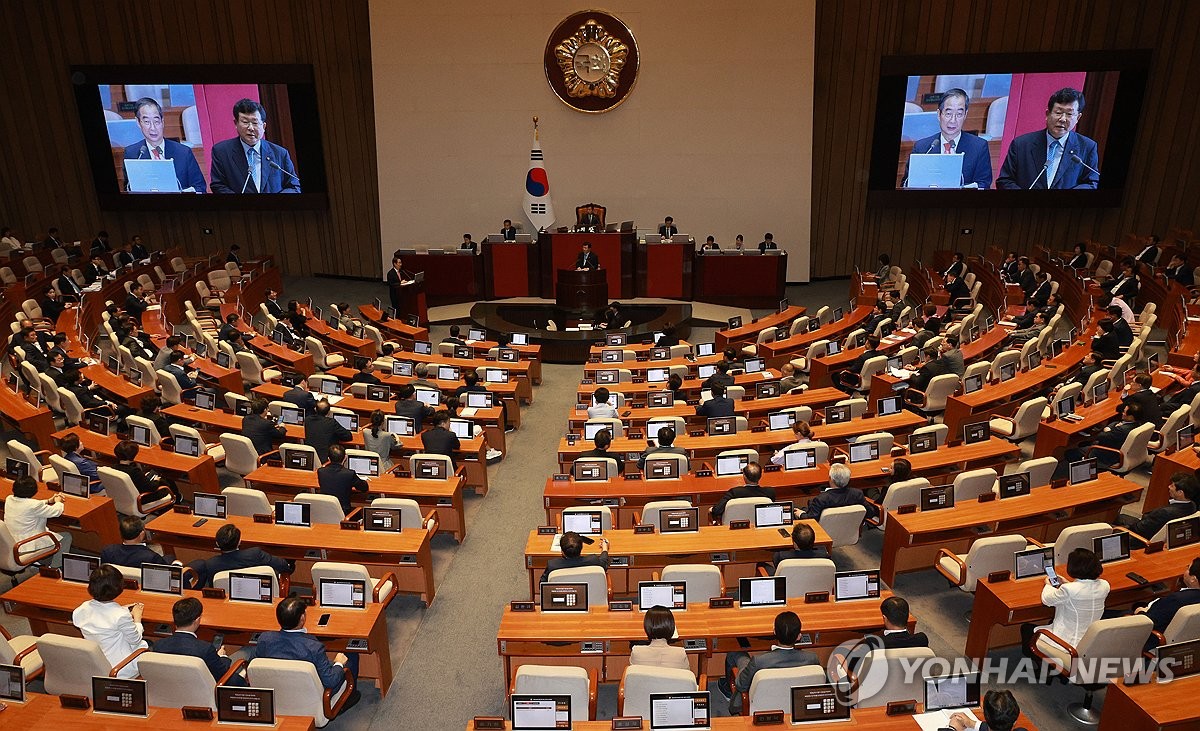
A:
101,516,176,567
1027,272,1053,308
771,523,827,571
837,334,883,393
945,272,971,307
394,384,435,431
576,428,624,476
721,611,819,714
1122,372,1163,427
1165,253,1195,287
1125,473,1199,541
351,357,382,385
282,382,319,414
420,410,460,466
710,463,775,522
1090,319,1121,361
906,345,947,394
802,463,877,521
124,282,149,325
657,217,678,238
1063,403,1142,472
39,288,66,326
655,325,681,348
219,313,249,352
154,597,246,684
1136,557,1200,650
949,689,1025,731
187,524,291,589
758,233,778,252
875,596,929,649
441,324,467,347
1108,306,1135,348
578,207,602,230
459,234,476,253
242,398,287,456
1016,258,1037,300
272,318,305,350
636,426,689,472
501,219,518,241
703,360,736,390
304,400,352,463
454,370,488,399
539,531,610,584
256,598,359,710
318,444,369,514
163,350,198,399
131,236,149,260
263,289,285,318
1062,351,1105,390
696,383,736,419
574,241,599,270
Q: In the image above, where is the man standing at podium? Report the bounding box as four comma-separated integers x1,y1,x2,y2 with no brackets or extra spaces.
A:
386,256,415,311
501,219,518,241
575,241,600,271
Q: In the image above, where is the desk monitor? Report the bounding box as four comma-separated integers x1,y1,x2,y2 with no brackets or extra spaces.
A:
61,471,91,498
280,372,302,388
366,384,391,402
825,405,850,424
727,316,743,329
848,440,880,464
437,365,461,381
808,319,822,333
999,361,1017,382
715,454,748,477
131,367,145,386
649,391,674,408
467,327,486,341
924,672,981,713
1069,458,1098,485
284,449,315,471
92,676,148,718
413,457,447,479
744,357,765,374
1169,517,1200,550
1056,395,1076,417
908,433,936,455
270,329,286,346
1178,425,1196,451
790,684,851,724
1156,638,1200,681
216,351,232,369
583,422,609,441
1147,352,1161,372
511,332,530,346
540,583,588,613
195,389,217,410
649,691,710,730
963,373,984,394
876,396,901,416
105,354,121,373
319,578,367,609
833,570,881,601
449,418,473,439
1093,532,1131,564
596,369,619,384
920,484,955,511
63,553,100,583
606,333,627,346
1027,351,1042,370
1091,380,1109,404
660,507,699,533
826,340,842,356
274,501,311,527
4,457,29,480
279,406,304,426
573,461,607,481
228,572,274,603
499,348,520,363
414,341,433,355
963,421,989,445
887,355,903,371
707,416,736,436
832,306,845,322
174,434,201,457
326,315,340,330
740,576,786,608
415,388,441,407
89,414,112,436
757,381,781,399
216,686,276,726
754,501,794,527
645,458,681,480
1014,546,1054,579
768,411,796,430
485,368,509,384
194,492,227,519
130,424,152,447
333,413,360,432
0,663,24,703
651,347,670,360
562,510,603,536
999,472,1031,499
696,342,715,357
363,507,402,532
466,391,493,409
783,448,817,471
697,364,717,380
391,360,414,377
511,694,572,730
602,349,623,363
639,580,687,610
384,415,415,437
347,453,380,478
646,367,669,383
779,298,789,313
141,563,183,595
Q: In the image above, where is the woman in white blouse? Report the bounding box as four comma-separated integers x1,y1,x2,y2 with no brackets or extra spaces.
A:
1024,548,1110,658
0,227,21,254
629,606,691,672
72,564,148,677
3,476,71,566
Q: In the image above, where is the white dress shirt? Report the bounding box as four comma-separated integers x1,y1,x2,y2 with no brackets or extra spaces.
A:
1109,297,1135,323
72,599,148,677
0,235,21,253
3,495,65,554
1039,577,1110,648
586,404,619,419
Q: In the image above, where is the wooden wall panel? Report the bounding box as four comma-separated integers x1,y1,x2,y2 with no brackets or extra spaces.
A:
0,0,379,278
812,0,1200,279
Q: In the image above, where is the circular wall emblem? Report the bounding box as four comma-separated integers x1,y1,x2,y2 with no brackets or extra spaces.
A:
544,10,640,113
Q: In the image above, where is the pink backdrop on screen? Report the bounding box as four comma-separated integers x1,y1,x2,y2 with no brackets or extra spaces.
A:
192,84,259,177
999,72,1087,161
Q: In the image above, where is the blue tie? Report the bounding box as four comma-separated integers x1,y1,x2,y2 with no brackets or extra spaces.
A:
247,147,259,191
1046,140,1062,188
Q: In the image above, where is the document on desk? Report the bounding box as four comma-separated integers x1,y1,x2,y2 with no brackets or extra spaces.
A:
459,407,478,417
888,368,913,380
913,708,978,731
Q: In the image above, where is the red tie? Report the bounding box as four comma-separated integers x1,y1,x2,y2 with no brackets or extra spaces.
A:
943,141,953,154
152,147,162,160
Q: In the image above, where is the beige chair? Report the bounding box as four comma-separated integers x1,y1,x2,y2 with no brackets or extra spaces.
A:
818,505,867,548
370,498,436,532
660,564,723,602
562,505,613,532
169,424,225,463
851,648,938,708
791,340,829,375
125,414,165,446
409,452,454,478
720,496,771,525
246,658,354,728
1032,615,1153,724
97,465,174,517
49,453,88,488
835,397,868,419
645,416,687,437
139,651,245,709
642,452,689,477
38,634,143,695
953,468,999,502
512,665,598,721
573,457,618,480
219,433,261,483
989,397,1048,442
237,351,282,386
155,368,185,405
744,665,827,715
0,521,61,584
1157,603,1200,646
6,439,55,482
585,416,625,438
1149,405,1192,453
936,534,1029,592
777,441,830,465
295,494,347,524
214,566,281,600
1086,422,1155,474
619,665,702,720
847,431,895,454
56,386,106,426
0,626,43,682
546,565,610,606
904,373,960,414
222,487,273,517
1014,456,1059,488
638,500,693,528
1047,382,1083,418
1146,512,1200,545
840,355,888,393
306,337,346,371
1045,523,1112,567
311,561,397,606
774,558,836,598
866,477,930,529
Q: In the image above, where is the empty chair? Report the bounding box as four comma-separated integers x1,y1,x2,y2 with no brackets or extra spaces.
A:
1013,456,1058,488
867,478,931,529
0,626,42,682
909,424,948,448
585,417,625,438
246,657,354,728
660,564,723,603
125,414,165,446
545,565,609,606
306,337,346,371
851,648,938,708
214,566,281,600
237,351,282,386
645,416,687,436
904,373,960,414
512,666,597,722
219,434,261,483
169,424,225,462
295,494,346,524
952,468,998,502
989,350,1022,381
1046,382,1083,418
619,665,701,720
139,652,243,709
222,487,273,517
38,634,141,697
989,397,1047,442
936,534,1030,592
311,561,397,606
562,505,613,532
638,500,693,528
818,505,868,548
6,439,55,482
1149,405,1192,453
847,431,894,453
573,457,618,480
97,466,174,517
774,558,836,598
369,498,433,531
22,255,42,273
834,397,868,419
745,665,827,715
791,340,828,374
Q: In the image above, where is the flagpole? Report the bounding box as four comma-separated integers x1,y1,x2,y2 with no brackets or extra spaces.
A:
533,115,539,141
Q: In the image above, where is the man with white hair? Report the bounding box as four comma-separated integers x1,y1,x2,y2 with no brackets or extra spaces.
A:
801,463,876,521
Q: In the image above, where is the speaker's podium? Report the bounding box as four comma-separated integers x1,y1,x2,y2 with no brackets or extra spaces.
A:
390,279,428,325
555,269,608,311
538,203,636,307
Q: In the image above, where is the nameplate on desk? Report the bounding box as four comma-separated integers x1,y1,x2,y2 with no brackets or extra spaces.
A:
39,566,62,579
687,400,700,406
762,464,782,473
886,700,917,716
1050,478,1069,489
630,403,645,409
202,588,227,600
683,638,707,651
173,505,194,515
750,425,767,433
710,552,730,563
347,638,368,652
628,431,644,440
182,706,215,721
253,513,274,523
581,379,595,385
752,710,785,725
624,473,642,480
473,717,506,730
397,471,411,479
566,435,578,446
510,601,535,612
688,430,705,438
552,473,571,482
537,526,558,535
709,597,735,609
587,358,600,364
304,549,327,559
987,570,1012,583
728,520,751,530
122,578,139,590
580,641,605,654
977,492,996,503
632,377,645,384
804,591,830,603
609,600,633,611
59,694,90,710
634,524,655,535
1146,541,1165,554
340,520,361,530
610,556,629,567
438,498,453,506
695,469,713,477
897,504,917,515
612,718,643,730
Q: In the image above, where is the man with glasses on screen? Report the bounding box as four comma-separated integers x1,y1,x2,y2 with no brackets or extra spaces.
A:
122,97,207,193
904,87,993,189
996,87,1099,189
209,98,300,194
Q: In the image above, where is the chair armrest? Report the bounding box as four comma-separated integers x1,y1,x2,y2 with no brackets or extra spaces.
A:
217,658,247,687
373,571,400,604
12,531,61,566
651,570,661,582
756,564,770,578
257,449,280,466
1025,537,1046,548
344,507,363,523
422,510,439,536
863,497,885,527
0,626,11,641
136,490,176,514
587,666,599,721
903,387,928,406
322,666,356,720
181,565,201,589
109,647,149,677
933,548,966,587
1084,444,1125,469
1030,628,1079,667
31,449,51,465
991,415,1016,428
606,571,613,602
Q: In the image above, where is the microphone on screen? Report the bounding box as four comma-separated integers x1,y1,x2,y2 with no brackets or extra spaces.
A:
1028,162,1050,190
266,156,301,183
925,138,938,153
240,166,254,194
1069,152,1101,178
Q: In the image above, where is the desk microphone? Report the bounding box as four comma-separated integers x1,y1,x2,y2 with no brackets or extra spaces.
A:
925,138,938,153
266,156,301,184
1028,162,1050,190
1069,152,1101,178
240,166,254,194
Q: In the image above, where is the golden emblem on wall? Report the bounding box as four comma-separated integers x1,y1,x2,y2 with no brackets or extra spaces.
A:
544,11,639,114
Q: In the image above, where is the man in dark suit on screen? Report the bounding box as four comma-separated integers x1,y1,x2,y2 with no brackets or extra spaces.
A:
996,88,1099,189
209,99,300,194
122,97,207,193
904,88,993,189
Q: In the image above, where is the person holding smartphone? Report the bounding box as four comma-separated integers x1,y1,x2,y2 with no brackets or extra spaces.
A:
1020,548,1109,662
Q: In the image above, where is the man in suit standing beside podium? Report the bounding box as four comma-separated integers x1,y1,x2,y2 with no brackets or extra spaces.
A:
904,87,993,189
386,256,415,311
575,241,599,271
996,88,1099,190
